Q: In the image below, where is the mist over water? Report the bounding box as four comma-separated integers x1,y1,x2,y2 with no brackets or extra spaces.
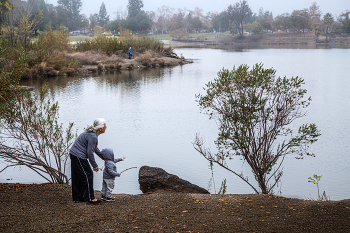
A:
2,48,349,200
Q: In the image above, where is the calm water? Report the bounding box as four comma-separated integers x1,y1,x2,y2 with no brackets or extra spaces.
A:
1,48,350,200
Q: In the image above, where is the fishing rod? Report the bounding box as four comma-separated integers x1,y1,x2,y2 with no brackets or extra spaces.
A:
120,167,137,174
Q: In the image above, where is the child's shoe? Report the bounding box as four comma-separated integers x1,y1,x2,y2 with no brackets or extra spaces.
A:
104,197,115,201
101,195,107,200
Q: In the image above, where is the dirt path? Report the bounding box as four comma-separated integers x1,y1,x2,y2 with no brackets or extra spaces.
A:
1,183,349,232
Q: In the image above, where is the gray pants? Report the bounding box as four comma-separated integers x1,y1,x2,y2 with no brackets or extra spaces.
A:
101,178,115,198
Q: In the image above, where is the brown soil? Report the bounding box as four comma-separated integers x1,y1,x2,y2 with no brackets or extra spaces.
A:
1,183,350,232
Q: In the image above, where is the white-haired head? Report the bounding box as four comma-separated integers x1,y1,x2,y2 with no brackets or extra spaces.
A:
85,118,106,133
93,118,106,130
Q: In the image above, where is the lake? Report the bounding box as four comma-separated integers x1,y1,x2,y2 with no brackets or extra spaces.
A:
1,47,350,200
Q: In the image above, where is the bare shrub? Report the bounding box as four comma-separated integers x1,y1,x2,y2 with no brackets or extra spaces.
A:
0,87,76,184
37,62,47,74
115,62,122,69
142,60,151,67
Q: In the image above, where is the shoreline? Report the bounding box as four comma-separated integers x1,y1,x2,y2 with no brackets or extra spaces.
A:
21,49,192,79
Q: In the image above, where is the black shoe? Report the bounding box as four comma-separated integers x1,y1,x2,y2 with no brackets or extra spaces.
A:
104,197,115,202
74,199,84,203
87,199,101,204
101,195,106,200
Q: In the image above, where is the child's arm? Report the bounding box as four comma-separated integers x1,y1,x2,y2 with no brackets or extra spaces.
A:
114,156,125,163
106,163,120,177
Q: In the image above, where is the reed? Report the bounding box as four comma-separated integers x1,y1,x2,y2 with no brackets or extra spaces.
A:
75,30,173,56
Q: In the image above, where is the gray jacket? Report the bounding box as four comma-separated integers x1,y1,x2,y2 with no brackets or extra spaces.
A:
102,148,122,179
69,131,103,168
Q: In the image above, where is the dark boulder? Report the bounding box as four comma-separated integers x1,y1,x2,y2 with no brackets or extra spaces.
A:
138,166,209,194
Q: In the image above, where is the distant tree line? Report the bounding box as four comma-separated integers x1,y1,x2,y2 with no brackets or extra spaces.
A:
1,0,349,37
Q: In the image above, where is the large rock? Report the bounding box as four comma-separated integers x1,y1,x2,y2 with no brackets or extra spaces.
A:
138,166,209,194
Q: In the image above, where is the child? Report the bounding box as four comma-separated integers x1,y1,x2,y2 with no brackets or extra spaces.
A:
100,147,125,201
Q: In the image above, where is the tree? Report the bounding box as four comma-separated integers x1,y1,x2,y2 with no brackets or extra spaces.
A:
154,5,174,34
57,0,82,31
28,0,50,32
126,12,152,32
0,86,76,184
291,9,311,32
251,21,263,35
89,13,99,31
274,13,292,32
193,63,320,194
0,39,76,184
55,5,69,29
127,0,143,18
0,46,27,104
227,0,252,36
309,2,322,26
189,17,202,33
169,9,185,31
1,0,43,48
256,7,273,32
338,11,350,34
0,0,11,14
98,2,109,27
313,23,323,42
80,14,89,33
47,4,59,30
211,12,226,32
322,13,334,41
257,18,271,31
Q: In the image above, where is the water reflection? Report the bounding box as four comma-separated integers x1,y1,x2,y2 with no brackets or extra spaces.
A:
21,67,173,95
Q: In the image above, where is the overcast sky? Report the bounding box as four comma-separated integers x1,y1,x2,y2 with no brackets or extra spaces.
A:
46,0,349,19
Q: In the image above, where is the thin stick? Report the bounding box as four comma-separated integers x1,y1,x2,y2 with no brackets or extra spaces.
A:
120,167,137,174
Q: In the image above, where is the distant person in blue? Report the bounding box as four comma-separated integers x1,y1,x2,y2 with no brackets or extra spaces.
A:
128,47,132,59
100,148,125,201
69,118,106,204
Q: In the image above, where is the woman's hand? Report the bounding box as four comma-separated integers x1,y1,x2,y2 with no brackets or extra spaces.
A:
93,166,99,172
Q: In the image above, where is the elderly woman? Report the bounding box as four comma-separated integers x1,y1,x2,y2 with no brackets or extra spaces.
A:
69,118,107,204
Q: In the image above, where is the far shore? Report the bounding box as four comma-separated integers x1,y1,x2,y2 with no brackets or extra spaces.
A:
162,32,350,49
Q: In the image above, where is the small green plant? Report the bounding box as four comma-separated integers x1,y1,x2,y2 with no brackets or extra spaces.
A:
218,178,227,195
207,161,227,194
308,174,330,201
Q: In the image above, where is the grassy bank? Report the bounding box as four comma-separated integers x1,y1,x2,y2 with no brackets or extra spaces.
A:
0,29,176,79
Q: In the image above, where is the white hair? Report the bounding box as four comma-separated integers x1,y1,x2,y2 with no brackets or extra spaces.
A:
85,118,106,133
93,118,106,130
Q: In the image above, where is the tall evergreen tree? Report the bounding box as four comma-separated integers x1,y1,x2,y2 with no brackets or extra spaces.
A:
98,2,109,27
127,0,143,18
